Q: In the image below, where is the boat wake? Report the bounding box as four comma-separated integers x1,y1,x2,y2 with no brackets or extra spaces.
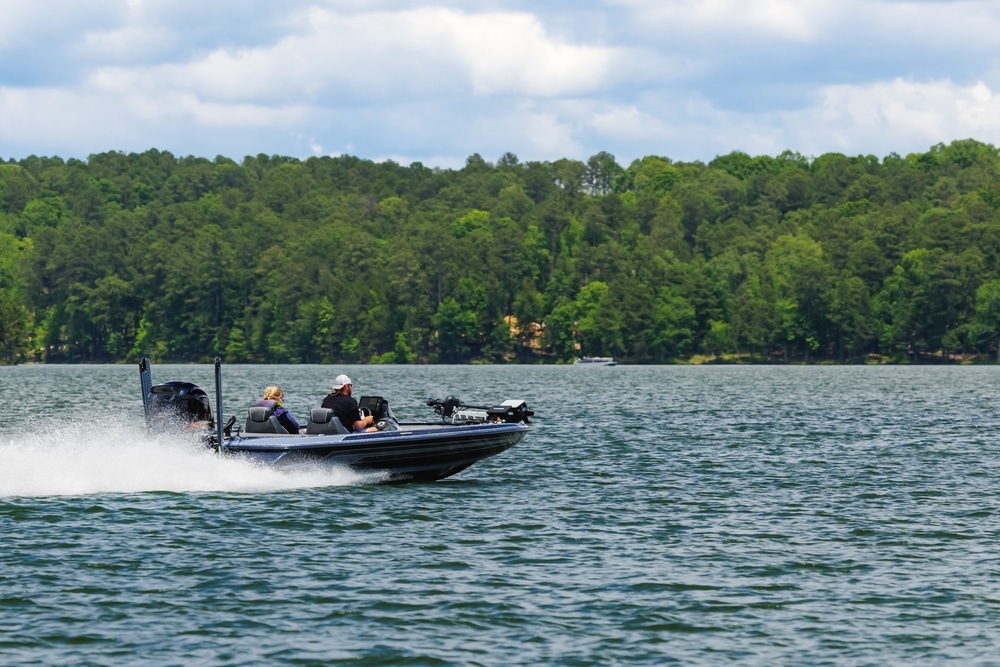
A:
0,419,377,498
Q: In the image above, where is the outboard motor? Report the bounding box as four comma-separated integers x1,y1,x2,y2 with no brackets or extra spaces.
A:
148,381,214,427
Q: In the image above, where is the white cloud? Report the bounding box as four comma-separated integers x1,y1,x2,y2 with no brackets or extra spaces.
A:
611,78,1000,161
801,78,1000,153
82,24,178,60
122,92,312,129
0,82,315,161
608,0,1000,60
470,77,1000,163
2,1,1000,165
0,86,135,149
585,103,655,142
81,6,622,106
608,0,834,42
6,74,1000,166
0,1,148,56
497,103,585,156
427,10,614,96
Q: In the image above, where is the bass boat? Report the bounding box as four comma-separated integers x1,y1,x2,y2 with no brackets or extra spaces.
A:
139,357,533,483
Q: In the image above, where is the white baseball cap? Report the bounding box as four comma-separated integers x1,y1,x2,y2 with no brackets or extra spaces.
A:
332,374,353,391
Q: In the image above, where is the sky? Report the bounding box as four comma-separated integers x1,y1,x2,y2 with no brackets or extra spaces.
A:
1,0,999,169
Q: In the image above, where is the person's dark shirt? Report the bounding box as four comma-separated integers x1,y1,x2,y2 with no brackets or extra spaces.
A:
321,393,360,431
253,399,301,434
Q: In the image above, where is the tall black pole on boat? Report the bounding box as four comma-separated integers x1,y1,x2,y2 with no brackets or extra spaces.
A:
214,356,225,454
139,356,153,428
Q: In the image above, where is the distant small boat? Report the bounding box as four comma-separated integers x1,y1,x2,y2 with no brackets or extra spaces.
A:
573,356,617,366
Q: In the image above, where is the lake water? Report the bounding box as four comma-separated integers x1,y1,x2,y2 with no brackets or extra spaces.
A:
2,364,1000,665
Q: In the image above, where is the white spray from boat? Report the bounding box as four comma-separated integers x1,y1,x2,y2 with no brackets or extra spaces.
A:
0,417,378,498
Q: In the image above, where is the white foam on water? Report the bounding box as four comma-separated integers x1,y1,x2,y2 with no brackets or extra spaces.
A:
0,419,378,498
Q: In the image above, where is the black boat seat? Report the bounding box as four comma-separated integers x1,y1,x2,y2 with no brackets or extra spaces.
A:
306,408,350,435
244,406,286,434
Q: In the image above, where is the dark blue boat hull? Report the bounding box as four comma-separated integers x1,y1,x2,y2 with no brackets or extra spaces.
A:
222,422,528,482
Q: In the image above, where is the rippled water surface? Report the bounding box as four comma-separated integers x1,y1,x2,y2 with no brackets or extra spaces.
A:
3,364,1000,665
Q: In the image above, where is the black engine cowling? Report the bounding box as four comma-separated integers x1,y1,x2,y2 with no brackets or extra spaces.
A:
148,381,213,425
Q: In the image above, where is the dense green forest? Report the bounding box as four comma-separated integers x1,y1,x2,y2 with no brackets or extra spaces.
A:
2,140,1000,364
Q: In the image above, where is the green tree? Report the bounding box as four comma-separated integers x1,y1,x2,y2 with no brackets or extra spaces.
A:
648,288,696,361
0,289,30,362
975,279,1000,361
434,297,476,363
765,234,831,359
827,275,875,361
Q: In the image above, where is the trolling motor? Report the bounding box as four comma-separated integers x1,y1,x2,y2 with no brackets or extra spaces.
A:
426,396,533,424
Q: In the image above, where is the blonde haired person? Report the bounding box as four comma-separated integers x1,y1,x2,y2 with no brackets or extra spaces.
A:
253,385,303,434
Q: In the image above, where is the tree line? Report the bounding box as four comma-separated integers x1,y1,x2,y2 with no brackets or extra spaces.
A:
2,140,1000,365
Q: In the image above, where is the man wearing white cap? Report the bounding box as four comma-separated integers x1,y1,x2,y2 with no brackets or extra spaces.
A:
321,374,376,432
